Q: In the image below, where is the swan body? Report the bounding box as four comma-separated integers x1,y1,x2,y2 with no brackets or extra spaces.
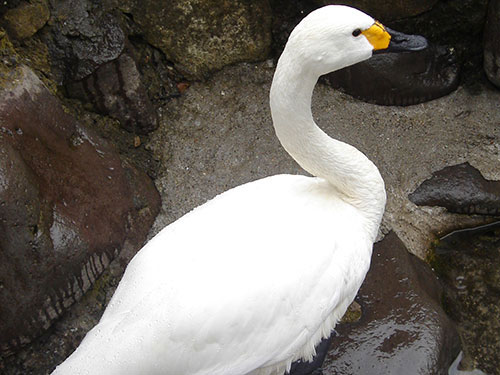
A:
53,5,425,375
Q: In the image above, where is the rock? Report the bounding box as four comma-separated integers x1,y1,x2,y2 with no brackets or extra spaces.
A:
311,0,438,21
65,45,158,134
409,163,500,215
45,0,125,82
0,65,161,357
389,0,489,88
44,0,158,133
120,0,272,79
324,43,460,106
429,222,500,374
321,232,461,374
484,0,500,88
1,0,49,40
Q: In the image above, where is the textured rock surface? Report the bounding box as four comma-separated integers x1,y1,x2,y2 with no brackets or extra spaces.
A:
312,0,438,21
1,0,49,40
119,0,272,79
0,65,160,357
44,0,158,133
66,45,158,134
430,222,500,375
45,0,125,82
325,44,460,106
321,232,461,374
484,0,500,87
409,163,500,216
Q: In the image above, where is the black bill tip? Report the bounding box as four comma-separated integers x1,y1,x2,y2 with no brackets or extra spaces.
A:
375,27,428,54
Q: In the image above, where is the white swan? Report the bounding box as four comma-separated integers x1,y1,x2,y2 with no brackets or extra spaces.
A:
53,5,426,375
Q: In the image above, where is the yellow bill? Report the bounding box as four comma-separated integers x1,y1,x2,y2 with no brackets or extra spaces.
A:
362,21,391,51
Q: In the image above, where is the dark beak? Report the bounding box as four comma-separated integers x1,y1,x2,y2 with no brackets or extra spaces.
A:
375,27,428,54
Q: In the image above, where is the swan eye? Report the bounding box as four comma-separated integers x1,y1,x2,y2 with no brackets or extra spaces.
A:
352,28,362,37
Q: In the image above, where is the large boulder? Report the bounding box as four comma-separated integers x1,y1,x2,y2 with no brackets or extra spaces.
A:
118,0,272,79
324,44,460,106
322,232,461,374
311,0,438,21
0,64,161,357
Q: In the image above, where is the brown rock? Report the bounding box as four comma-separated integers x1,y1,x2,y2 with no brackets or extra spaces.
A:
322,232,461,374
66,46,159,134
0,65,160,357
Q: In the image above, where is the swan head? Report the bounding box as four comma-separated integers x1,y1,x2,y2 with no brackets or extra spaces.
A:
285,5,428,77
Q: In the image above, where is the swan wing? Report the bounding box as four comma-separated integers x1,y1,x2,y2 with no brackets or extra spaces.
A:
55,175,372,375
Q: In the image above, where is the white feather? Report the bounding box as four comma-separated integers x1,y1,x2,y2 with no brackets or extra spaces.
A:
53,5,386,375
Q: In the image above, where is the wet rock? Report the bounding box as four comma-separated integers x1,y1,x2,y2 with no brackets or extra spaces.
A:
65,45,158,134
312,0,438,21
0,65,160,357
45,0,125,82
322,232,461,374
429,222,500,375
484,0,500,88
120,0,272,79
409,163,500,215
1,0,49,40
44,0,158,133
324,43,460,106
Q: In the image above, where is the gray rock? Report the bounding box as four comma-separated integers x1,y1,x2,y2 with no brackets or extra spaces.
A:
0,65,160,357
45,0,125,81
409,163,500,216
484,0,500,88
44,0,158,133
322,232,461,375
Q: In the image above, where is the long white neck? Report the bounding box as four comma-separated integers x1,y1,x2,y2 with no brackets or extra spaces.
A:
270,48,386,240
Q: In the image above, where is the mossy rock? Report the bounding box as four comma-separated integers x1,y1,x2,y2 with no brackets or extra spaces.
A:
1,0,49,40
0,29,22,87
121,0,272,79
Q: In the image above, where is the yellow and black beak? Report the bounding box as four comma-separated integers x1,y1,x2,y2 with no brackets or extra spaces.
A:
362,21,428,54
